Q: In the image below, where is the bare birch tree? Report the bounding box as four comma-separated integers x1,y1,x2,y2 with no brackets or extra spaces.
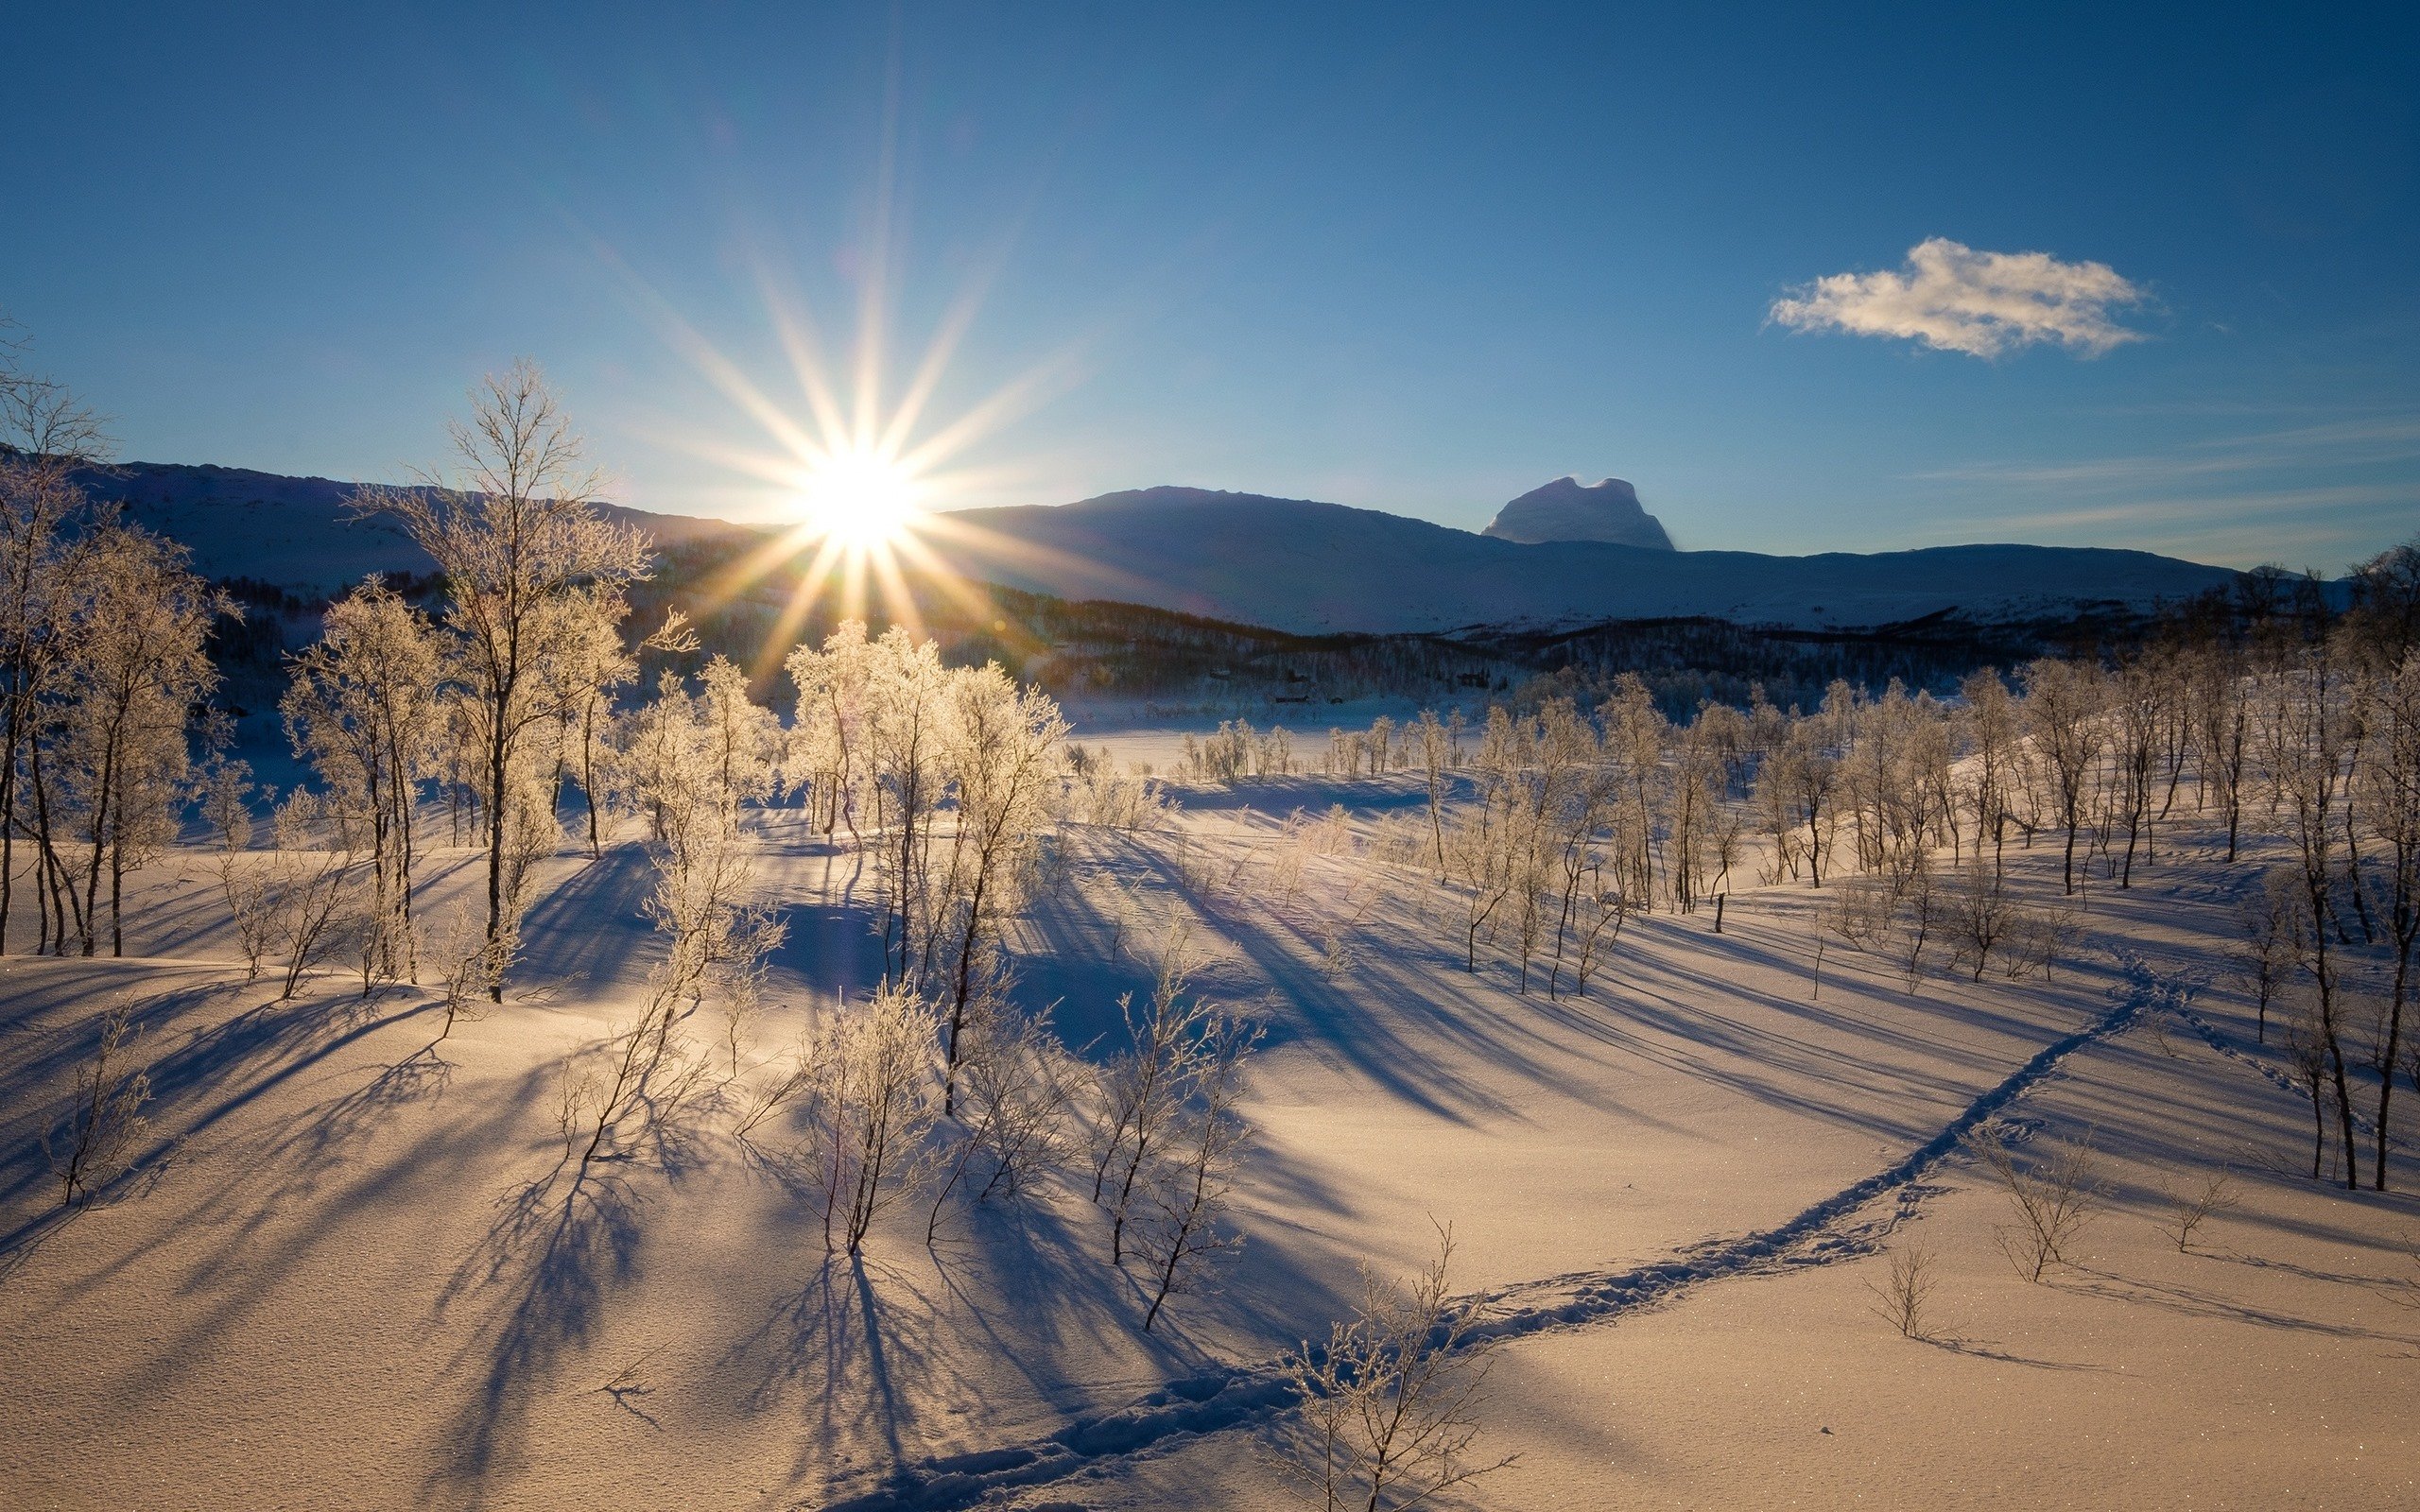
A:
363,360,648,998
1278,1222,1515,1510
1139,1010,1260,1330
283,577,440,982
45,1000,152,1207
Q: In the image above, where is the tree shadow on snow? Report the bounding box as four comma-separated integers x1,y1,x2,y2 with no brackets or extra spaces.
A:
508,843,659,992
0,972,445,1263
718,1132,1354,1504
427,1160,646,1498
722,1250,951,1492
2057,1263,2420,1347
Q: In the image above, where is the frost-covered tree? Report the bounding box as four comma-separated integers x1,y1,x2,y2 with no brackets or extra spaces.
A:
1139,1009,1258,1331
2260,640,2360,1189
363,360,648,997
2187,640,2252,864
925,990,1078,1243
849,627,951,978
1755,710,1840,887
2355,646,2420,1189
1598,675,1666,905
797,982,942,1254
1279,1224,1514,1510
548,587,639,857
0,344,112,957
784,618,877,841
1092,940,1224,1264
268,790,361,1002
2108,659,2170,885
1442,709,1521,971
927,662,1065,1109
2021,657,2106,896
200,761,276,979
51,525,229,956
1960,668,2020,872
697,654,781,823
283,578,440,981
623,663,786,1059
1411,708,1453,870
45,1001,151,1208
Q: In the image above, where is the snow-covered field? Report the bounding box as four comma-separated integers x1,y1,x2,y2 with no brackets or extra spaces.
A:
2,758,2414,1511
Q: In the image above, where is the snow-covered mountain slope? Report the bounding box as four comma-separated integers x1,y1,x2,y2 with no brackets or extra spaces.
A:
920,486,2241,633
80,464,2240,634
77,460,748,600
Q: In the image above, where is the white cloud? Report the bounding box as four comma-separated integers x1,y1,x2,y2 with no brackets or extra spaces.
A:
1770,238,2147,358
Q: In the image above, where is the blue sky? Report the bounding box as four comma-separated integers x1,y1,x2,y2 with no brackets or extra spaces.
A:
5,4,2414,569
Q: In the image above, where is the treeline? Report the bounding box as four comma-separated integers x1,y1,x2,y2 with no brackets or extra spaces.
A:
1471,609,2094,720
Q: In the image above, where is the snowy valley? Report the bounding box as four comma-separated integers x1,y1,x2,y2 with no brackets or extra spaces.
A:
2,384,2416,1512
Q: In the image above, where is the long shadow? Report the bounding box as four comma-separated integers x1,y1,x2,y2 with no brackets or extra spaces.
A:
1080,829,1591,1124
1035,822,2042,1149
2215,1247,2420,1290
0,973,436,1231
1918,1334,2112,1371
722,1252,948,1492
429,1161,646,1497
2058,1263,2420,1346
1113,821,2079,1149
102,1022,458,1309
768,902,888,999
97,1033,538,1394
509,843,660,992
807,957,2169,1512
0,972,231,1213
725,1101,1354,1506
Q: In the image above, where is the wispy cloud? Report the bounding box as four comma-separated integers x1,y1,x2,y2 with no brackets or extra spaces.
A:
1950,484,2415,570
1770,238,2146,358
1909,409,2419,569
1979,482,2408,534
1915,416,2420,489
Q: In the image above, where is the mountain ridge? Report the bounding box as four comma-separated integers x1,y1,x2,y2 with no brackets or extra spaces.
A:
69,460,2244,636
919,485,2238,634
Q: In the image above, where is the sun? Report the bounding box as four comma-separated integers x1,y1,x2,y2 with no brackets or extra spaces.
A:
799,450,922,551
614,227,1085,663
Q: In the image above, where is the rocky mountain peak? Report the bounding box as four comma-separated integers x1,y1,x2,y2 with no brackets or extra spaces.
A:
1482,476,1675,550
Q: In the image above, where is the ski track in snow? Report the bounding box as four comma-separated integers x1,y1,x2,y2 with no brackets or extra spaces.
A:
812,954,2186,1512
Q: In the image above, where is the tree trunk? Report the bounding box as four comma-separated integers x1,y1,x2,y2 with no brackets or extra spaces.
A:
486,710,509,1003
2377,948,2411,1191
581,700,602,858
0,680,21,956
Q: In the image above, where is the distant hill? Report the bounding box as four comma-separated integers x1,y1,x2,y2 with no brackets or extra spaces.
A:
917,486,2240,634
74,462,2242,637
75,460,750,601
